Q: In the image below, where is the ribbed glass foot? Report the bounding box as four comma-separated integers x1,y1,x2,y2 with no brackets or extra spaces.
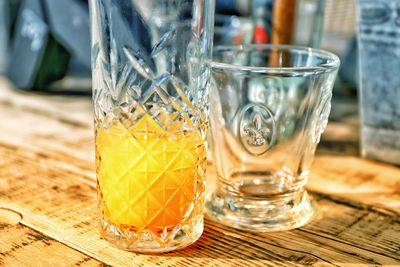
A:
205,190,317,232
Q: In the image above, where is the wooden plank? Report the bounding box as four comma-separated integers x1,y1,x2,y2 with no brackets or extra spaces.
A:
0,77,400,266
313,107,400,214
1,77,399,215
0,140,399,266
0,77,92,128
0,223,105,266
309,155,400,214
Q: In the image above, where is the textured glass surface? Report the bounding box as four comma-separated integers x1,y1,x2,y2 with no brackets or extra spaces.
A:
89,0,214,252
206,45,339,232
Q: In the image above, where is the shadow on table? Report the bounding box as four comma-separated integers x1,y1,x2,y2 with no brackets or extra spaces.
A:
317,139,359,157
161,205,400,266
161,118,400,265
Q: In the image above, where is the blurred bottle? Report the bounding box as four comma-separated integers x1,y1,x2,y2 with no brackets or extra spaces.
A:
216,0,251,16
0,0,9,73
6,0,70,91
5,0,91,92
271,0,297,45
251,0,325,47
252,0,273,44
357,0,400,165
214,0,253,46
294,0,325,47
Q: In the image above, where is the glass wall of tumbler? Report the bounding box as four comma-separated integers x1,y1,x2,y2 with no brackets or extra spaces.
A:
89,0,215,252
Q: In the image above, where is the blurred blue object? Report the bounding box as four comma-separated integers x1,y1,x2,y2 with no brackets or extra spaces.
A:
44,0,91,69
4,0,155,92
0,0,9,73
216,0,236,14
357,0,400,165
339,36,358,88
214,15,252,45
216,0,251,16
4,0,94,91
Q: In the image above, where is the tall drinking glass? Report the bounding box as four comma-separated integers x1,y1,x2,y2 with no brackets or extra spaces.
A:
206,45,339,231
89,0,214,252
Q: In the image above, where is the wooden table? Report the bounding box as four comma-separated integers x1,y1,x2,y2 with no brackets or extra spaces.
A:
0,77,399,266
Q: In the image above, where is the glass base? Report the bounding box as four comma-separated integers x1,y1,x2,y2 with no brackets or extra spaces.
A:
205,189,317,232
99,215,203,253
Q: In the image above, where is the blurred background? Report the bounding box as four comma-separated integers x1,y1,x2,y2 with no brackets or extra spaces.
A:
0,0,91,93
0,0,400,164
3,0,398,164
0,0,357,94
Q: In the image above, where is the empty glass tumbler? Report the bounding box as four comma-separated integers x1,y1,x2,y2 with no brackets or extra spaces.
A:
89,0,214,252
206,45,339,231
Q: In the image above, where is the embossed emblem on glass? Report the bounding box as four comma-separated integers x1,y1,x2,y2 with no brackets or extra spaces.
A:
206,45,340,232
239,103,276,156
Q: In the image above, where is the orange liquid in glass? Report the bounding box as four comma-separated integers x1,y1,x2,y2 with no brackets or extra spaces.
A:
96,114,205,231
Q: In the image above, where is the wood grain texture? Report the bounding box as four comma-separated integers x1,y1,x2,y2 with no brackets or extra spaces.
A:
0,78,399,266
0,224,105,266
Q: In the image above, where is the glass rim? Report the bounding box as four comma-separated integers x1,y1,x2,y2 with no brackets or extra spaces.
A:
209,44,340,75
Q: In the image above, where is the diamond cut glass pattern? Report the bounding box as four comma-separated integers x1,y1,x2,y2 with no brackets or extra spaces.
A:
89,0,213,252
